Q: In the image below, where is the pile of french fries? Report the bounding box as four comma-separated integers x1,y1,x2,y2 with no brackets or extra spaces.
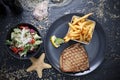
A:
64,13,96,44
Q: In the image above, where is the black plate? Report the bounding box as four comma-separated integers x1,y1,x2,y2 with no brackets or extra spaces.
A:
44,13,106,76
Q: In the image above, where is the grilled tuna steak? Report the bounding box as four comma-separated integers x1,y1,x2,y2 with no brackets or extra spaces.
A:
60,43,89,72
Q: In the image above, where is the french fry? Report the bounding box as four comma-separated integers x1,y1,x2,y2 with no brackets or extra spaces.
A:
64,13,95,44
79,33,83,41
64,37,70,42
75,30,81,33
87,23,95,37
73,25,80,29
84,25,91,39
71,16,79,23
69,33,80,37
71,36,80,40
78,22,82,26
69,29,74,33
80,20,93,29
68,23,77,30
73,13,93,25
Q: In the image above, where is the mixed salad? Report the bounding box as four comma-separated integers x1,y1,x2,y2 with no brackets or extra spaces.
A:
6,26,42,57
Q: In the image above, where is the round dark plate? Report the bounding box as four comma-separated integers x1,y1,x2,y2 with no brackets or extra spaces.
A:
44,13,106,76
5,23,42,59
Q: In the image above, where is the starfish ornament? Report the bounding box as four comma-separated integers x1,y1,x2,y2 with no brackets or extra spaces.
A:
26,53,52,78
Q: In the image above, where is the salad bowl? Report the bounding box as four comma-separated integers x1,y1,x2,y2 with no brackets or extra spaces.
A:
5,23,43,59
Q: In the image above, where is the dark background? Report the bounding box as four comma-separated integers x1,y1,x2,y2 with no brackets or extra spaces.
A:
0,0,120,80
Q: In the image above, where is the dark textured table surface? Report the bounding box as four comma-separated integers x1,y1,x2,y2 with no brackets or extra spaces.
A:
0,0,120,80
